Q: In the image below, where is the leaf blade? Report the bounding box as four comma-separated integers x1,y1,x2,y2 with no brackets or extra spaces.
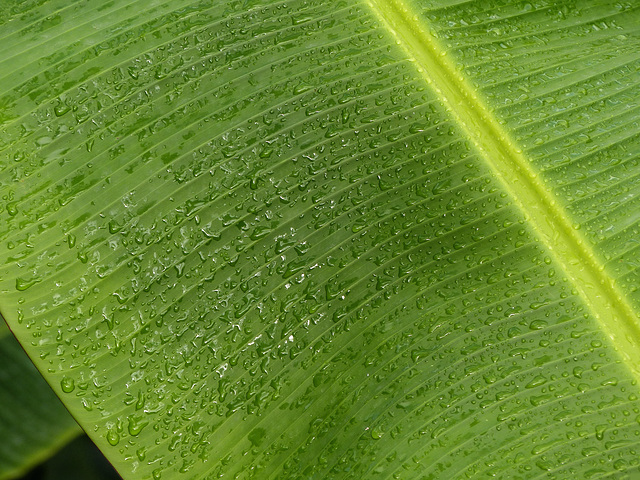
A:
0,320,80,480
368,0,640,377
1,1,640,479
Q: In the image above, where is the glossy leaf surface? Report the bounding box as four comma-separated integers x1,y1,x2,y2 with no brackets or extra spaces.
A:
1,1,640,479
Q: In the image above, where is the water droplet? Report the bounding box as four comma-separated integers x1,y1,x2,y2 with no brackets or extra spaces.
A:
60,377,75,393
529,319,547,330
106,429,119,446
127,415,148,436
136,447,146,461
526,375,547,389
54,101,70,117
6,203,18,216
15,277,38,291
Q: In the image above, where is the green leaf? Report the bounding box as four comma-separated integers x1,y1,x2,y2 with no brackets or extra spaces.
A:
21,435,121,480
0,318,80,479
1,1,640,479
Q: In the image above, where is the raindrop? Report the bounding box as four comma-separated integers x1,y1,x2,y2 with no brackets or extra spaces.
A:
60,377,75,393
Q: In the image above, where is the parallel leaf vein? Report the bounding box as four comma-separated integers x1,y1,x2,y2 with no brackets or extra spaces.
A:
366,0,640,376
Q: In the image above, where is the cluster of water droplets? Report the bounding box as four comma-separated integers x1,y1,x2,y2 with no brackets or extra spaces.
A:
1,0,640,478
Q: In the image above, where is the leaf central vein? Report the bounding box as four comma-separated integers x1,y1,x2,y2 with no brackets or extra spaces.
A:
365,0,640,377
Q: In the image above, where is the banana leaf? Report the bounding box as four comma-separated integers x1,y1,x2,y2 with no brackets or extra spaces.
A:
0,318,80,479
1,0,640,478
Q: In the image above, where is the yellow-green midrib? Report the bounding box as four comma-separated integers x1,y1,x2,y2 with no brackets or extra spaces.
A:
365,0,640,376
